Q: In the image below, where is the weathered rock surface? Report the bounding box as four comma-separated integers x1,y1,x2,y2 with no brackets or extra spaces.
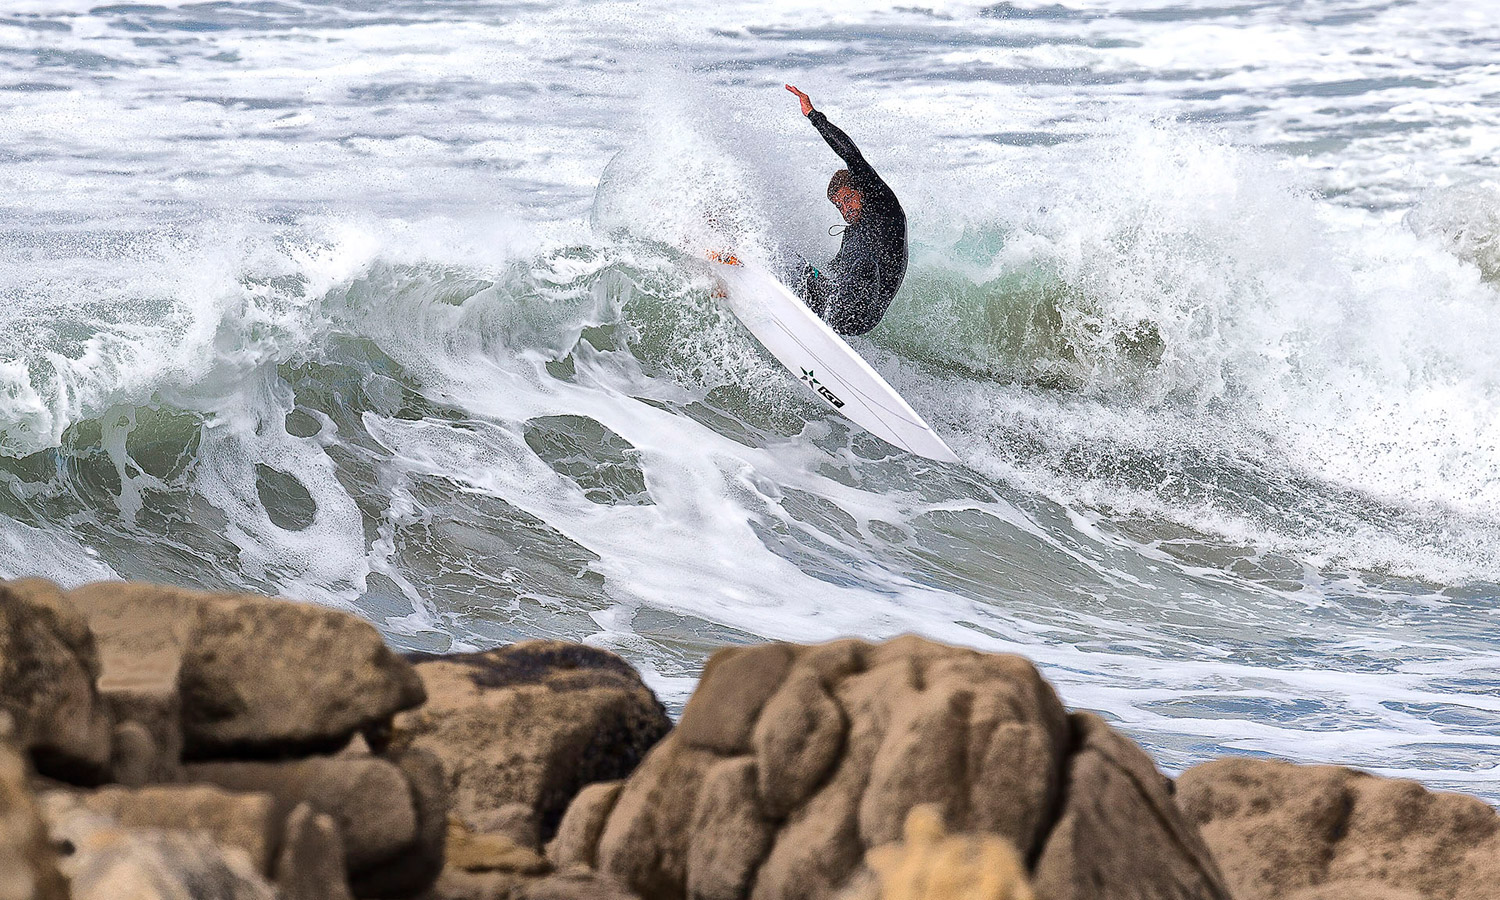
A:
184,749,447,898
43,795,277,900
841,804,1034,900
43,784,279,875
277,802,355,900
433,866,643,900
0,723,69,900
551,636,1083,900
1032,713,1231,900
447,818,549,875
393,641,670,844
63,580,426,759
0,580,112,782
1177,757,1500,900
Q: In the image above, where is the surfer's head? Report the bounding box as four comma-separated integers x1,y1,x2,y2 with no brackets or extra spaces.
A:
828,169,863,224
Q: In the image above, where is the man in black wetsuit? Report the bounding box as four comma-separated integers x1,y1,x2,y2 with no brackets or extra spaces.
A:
784,84,908,337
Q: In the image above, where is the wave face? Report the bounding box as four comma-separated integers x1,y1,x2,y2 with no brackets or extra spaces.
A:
3,0,1499,796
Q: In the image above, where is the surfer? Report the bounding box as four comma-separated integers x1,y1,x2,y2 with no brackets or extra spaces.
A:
784,84,908,336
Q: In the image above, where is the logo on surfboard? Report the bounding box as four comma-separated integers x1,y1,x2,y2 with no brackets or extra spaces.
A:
800,368,846,409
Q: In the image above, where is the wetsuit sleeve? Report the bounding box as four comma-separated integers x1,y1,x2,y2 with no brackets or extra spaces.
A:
807,110,877,182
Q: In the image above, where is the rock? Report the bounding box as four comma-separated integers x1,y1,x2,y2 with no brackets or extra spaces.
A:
43,784,279,876
102,681,183,785
432,868,642,900
65,580,425,759
1177,757,1500,900
551,636,1073,900
470,803,542,850
841,804,1034,900
42,796,277,900
0,721,69,900
513,871,644,900
447,818,549,875
345,747,450,899
393,641,670,844
547,782,622,872
184,749,447,898
1031,713,1231,900
276,802,354,900
0,580,112,782
109,721,159,789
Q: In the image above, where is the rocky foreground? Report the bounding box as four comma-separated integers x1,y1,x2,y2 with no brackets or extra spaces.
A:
2,580,1498,900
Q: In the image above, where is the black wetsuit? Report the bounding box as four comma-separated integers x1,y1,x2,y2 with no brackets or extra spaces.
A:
796,109,908,336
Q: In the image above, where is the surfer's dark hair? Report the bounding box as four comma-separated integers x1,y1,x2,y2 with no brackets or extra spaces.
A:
827,169,855,200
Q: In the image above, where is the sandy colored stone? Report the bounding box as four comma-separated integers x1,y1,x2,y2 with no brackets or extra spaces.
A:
470,802,541,849
66,580,424,759
432,868,642,900
184,749,446,898
109,721,158,789
347,747,449,899
393,641,669,843
276,802,354,900
1031,713,1231,900
0,722,69,900
46,784,278,875
0,580,112,782
102,682,183,785
841,804,1034,900
554,635,1074,900
447,817,549,875
43,796,276,900
1177,757,1500,900
547,781,622,872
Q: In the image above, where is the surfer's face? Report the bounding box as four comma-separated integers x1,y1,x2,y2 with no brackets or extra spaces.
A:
831,186,863,224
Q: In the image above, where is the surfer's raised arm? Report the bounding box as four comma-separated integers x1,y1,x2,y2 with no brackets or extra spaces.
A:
785,85,874,180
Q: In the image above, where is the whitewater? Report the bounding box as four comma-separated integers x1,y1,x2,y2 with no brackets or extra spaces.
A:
2,0,1498,798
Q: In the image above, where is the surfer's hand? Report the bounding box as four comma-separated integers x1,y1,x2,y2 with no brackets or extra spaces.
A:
785,84,814,116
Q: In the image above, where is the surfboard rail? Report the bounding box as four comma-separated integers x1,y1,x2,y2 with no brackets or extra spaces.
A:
709,258,960,464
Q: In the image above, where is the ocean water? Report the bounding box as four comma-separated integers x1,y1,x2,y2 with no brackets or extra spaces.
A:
2,0,1498,797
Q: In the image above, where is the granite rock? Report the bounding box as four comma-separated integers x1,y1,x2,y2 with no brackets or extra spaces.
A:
551,636,1073,900
0,580,112,782
184,749,447,898
1177,757,1500,900
65,580,425,760
0,722,69,900
1032,713,1231,900
394,641,669,844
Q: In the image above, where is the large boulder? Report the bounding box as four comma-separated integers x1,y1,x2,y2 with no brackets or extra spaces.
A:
0,580,112,782
42,785,279,876
0,722,69,900
1177,757,1500,900
1032,714,1230,900
42,794,277,900
40,786,357,900
277,802,355,900
184,749,447,898
392,641,670,843
62,580,425,759
550,636,1080,900
550,636,1228,900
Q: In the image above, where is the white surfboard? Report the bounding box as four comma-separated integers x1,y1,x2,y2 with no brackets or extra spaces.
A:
711,259,960,464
